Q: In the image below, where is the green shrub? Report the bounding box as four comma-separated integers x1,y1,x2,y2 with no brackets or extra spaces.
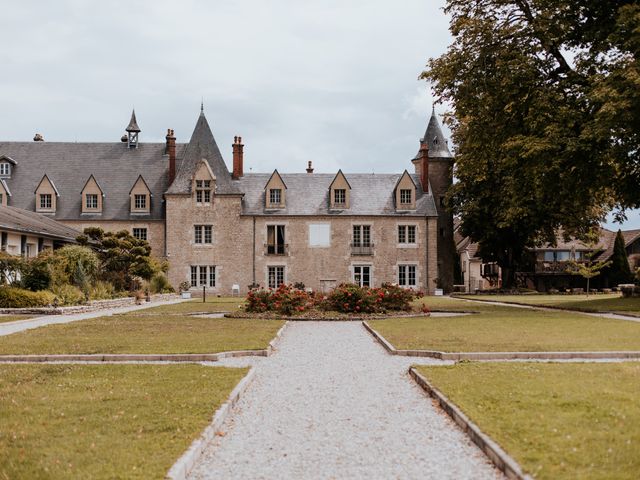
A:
378,283,420,311
88,281,116,300
149,273,174,294
22,252,53,291
0,287,56,308
51,284,86,306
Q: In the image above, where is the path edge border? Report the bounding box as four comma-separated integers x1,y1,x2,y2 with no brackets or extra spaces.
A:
408,367,533,480
166,367,256,480
362,321,640,360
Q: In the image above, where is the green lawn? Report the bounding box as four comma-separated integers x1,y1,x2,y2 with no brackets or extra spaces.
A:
0,314,35,324
133,297,246,315
458,293,640,316
371,299,640,352
0,364,247,479
0,316,283,355
415,362,640,480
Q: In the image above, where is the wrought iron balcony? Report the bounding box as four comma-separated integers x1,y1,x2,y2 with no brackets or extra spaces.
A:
350,242,374,256
264,243,288,256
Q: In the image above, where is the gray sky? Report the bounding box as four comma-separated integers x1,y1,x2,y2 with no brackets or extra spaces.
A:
1,0,637,229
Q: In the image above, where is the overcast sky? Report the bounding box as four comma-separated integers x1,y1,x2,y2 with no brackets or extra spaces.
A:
1,0,637,229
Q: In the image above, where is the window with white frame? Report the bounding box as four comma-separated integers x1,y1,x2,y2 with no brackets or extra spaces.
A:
194,225,213,244
85,194,98,209
398,264,416,287
400,189,412,205
266,225,286,254
39,194,52,210
195,180,211,203
190,265,216,287
352,225,371,247
269,188,282,205
132,228,147,241
268,266,285,288
0,163,10,176
353,265,371,287
398,225,416,244
333,189,346,205
134,194,147,210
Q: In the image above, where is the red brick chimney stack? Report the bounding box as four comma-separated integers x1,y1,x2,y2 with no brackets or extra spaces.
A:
419,139,429,192
306,161,314,174
232,136,244,179
166,129,176,185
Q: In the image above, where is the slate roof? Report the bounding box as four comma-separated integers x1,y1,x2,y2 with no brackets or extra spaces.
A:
126,110,141,133
0,141,186,220
166,111,241,195
0,205,81,242
236,173,438,217
416,108,453,159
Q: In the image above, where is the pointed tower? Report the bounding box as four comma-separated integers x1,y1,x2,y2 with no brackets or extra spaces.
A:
415,107,455,292
126,109,141,149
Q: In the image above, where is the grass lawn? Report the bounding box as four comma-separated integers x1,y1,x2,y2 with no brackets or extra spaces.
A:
0,316,283,355
458,293,640,316
133,297,246,315
415,362,640,480
371,299,640,352
0,314,35,324
0,364,248,479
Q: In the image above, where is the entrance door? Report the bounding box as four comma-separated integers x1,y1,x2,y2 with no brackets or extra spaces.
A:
353,265,371,287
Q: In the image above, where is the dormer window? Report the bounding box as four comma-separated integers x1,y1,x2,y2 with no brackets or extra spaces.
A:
196,180,211,203
264,170,287,209
269,188,282,205
134,194,146,210
400,189,412,205
0,163,10,176
40,194,52,210
329,170,351,210
86,194,98,209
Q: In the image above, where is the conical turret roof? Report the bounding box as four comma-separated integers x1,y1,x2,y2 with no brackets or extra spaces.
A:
126,109,141,133
418,108,452,159
166,108,240,194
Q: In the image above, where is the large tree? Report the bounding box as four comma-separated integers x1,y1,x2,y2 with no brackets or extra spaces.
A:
423,0,640,287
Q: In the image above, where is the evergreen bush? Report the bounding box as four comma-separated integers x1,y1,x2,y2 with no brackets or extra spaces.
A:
0,287,56,308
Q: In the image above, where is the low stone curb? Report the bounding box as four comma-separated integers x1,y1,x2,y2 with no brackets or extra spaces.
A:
455,296,640,320
225,312,447,321
266,321,289,354
0,350,269,363
166,367,256,480
0,293,179,316
409,367,532,480
362,321,640,361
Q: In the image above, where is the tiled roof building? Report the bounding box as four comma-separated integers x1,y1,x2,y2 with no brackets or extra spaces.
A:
0,108,454,294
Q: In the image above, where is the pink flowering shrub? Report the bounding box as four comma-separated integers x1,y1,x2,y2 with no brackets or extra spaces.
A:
246,284,313,315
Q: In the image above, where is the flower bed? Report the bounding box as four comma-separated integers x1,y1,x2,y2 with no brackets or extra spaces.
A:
244,283,426,318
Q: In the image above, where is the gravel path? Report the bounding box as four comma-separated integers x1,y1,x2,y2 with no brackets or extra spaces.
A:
189,322,502,479
0,298,187,336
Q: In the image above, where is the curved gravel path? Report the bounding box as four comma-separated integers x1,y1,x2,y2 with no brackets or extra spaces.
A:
189,322,502,479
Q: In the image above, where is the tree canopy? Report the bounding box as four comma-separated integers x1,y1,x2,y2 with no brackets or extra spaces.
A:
423,0,640,286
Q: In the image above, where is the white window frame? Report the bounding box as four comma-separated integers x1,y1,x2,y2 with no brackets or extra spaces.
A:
397,224,417,246
0,163,10,176
85,194,98,209
400,189,412,205
269,188,282,205
267,265,285,289
352,264,372,287
132,227,147,241
190,265,216,287
334,189,346,205
397,264,417,287
134,194,147,210
39,194,52,210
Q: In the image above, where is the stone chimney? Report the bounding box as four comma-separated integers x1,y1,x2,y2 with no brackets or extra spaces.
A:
166,129,176,185
412,139,429,192
232,136,244,179
306,161,314,174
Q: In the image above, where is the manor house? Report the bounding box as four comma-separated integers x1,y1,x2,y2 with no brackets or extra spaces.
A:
0,107,454,294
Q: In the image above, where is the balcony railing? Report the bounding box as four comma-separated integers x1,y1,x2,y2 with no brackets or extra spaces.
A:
265,243,288,256
535,260,588,274
350,242,374,256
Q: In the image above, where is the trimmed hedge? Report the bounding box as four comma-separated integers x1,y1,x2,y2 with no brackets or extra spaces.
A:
0,287,56,308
